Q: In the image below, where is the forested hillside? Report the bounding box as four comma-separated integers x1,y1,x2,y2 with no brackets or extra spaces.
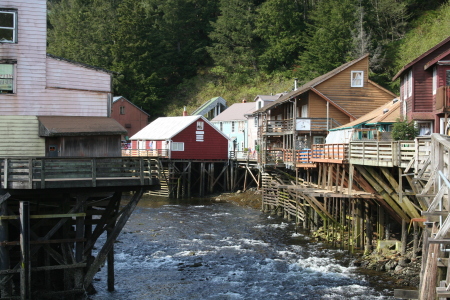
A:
47,0,450,118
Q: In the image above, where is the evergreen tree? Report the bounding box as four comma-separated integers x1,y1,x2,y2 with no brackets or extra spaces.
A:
295,0,356,81
255,0,306,72
207,0,261,79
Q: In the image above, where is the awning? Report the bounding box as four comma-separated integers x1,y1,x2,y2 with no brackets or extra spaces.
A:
38,116,127,137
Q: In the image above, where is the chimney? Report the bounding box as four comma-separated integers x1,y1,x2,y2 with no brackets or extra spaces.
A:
182,106,188,116
294,78,298,91
242,99,247,103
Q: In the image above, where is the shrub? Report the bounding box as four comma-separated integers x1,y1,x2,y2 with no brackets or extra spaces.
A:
391,119,419,140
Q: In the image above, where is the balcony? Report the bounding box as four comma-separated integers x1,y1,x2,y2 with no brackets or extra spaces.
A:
262,118,342,135
122,149,169,157
435,86,450,112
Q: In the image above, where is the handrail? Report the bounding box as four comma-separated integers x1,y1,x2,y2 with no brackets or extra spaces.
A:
122,149,169,157
0,157,155,189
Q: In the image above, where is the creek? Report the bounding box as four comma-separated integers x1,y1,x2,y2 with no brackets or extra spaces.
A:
90,195,398,300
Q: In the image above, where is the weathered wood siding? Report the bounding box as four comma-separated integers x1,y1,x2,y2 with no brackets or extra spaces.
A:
315,57,395,119
46,57,110,92
0,116,45,156
308,93,352,126
172,121,228,160
59,136,121,157
0,0,111,117
111,98,149,138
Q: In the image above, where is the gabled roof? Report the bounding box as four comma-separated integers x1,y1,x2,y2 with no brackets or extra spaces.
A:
330,99,400,131
113,96,150,117
424,51,450,70
253,94,284,102
392,36,450,80
191,96,227,116
211,102,256,122
254,54,370,114
130,115,229,140
38,116,127,136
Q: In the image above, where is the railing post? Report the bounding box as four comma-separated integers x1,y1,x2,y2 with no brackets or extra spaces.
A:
3,159,7,189
140,157,144,185
92,158,97,187
41,159,45,189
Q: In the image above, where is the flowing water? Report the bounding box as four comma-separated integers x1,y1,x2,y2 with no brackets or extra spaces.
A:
90,196,398,300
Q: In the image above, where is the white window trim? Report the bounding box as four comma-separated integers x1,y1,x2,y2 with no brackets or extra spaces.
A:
415,121,432,136
313,136,325,144
172,142,184,151
407,70,413,98
351,71,364,87
0,63,16,94
433,67,437,95
0,10,17,43
196,121,204,130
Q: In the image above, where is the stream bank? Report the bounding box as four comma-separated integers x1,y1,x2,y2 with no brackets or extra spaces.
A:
215,190,421,288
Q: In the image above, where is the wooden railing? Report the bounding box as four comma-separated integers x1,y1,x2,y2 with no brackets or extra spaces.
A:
311,144,347,163
349,141,399,167
435,85,450,111
122,149,169,157
0,157,158,190
262,118,342,134
229,151,258,161
263,119,294,133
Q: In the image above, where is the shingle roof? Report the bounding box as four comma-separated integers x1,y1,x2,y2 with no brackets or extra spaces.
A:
211,102,256,122
254,54,370,114
130,115,230,140
38,116,127,136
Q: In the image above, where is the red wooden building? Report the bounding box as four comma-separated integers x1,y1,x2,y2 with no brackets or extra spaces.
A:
111,96,150,139
130,115,229,160
393,36,450,135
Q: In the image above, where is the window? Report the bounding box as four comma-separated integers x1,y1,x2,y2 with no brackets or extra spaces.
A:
231,121,235,132
196,121,204,130
416,121,432,136
433,67,437,95
254,116,258,127
407,70,413,98
301,105,308,118
119,106,125,115
172,142,184,151
0,10,17,43
219,122,223,131
351,71,363,87
313,136,324,144
0,63,14,94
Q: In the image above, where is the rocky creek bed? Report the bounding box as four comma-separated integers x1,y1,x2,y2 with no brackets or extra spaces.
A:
215,190,421,289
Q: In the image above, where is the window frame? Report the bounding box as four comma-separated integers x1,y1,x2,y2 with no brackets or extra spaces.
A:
172,142,184,151
196,121,204,130
0,9,17,44
0,62,16,94
416,121,432,136
351,71,364,87
119,106,125,115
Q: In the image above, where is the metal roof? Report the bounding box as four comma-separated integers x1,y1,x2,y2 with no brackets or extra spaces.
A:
130,115,230,140
38,116,127,136
191,96,227,116
211,102,256,122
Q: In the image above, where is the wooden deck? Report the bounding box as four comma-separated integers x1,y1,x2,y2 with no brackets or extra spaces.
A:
1,157,159,190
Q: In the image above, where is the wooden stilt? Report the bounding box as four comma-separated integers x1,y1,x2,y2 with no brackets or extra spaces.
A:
0,196,10,297
20,201,31,300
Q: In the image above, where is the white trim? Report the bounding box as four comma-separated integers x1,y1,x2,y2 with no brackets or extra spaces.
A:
172,142,184,151
351,71,364,87
0,10,17,43
433,67,437,95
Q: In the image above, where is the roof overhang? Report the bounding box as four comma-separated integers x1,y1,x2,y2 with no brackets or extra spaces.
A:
38,116,127,137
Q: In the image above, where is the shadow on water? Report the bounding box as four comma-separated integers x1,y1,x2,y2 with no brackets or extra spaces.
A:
90,195,399,300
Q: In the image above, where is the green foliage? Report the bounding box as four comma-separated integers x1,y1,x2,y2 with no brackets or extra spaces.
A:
207,0,260,76
295,0,356,81
47,0,450,117
391,119,418,140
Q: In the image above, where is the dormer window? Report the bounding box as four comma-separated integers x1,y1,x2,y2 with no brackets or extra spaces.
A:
0,10,17,43
351,71,364,87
